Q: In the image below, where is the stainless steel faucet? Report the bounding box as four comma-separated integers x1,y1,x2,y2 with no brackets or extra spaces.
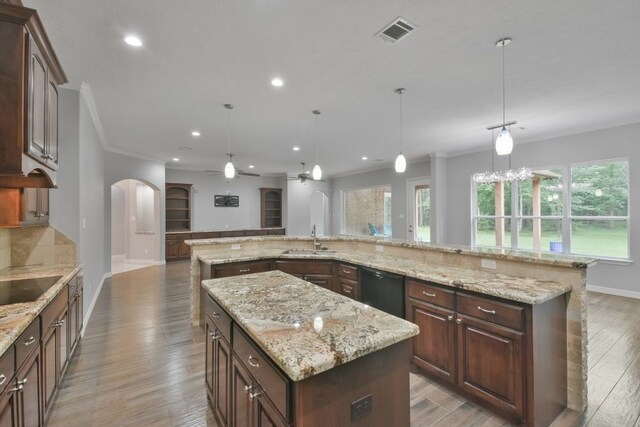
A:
311,224,321,250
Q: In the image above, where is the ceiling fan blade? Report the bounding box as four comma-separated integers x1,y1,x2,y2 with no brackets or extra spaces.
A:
237,172,261,177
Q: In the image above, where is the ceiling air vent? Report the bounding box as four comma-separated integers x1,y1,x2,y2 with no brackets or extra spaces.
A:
376,18,416,43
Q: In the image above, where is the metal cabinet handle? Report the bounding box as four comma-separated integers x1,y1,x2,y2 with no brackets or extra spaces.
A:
248,355,260,368
456,318,462,324
239,269,251,273
55,319,65,327
244,385,253,393
209,331,221,341
422,291,436,298
447,315,454,321
210,312,220,319
477,306,497,315
17,378,27,386
24,336,36,346
0,375,6,386
342,269,351,275
343,288,352,294
249,390,262,400
10,385,23,393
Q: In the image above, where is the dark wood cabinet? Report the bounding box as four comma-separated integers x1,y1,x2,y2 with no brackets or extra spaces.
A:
407,299,456,384
215,261,272,279
456,314,525,419
231,356,253,427
206,318,231,427
0,385,18,427
334,277,360,300
165,183,192,232
274,260,333,291
259,188,282,228
17,349,41,427
21,188,49,227
68,275,83,358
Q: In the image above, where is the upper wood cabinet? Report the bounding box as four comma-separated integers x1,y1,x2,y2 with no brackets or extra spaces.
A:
0,3,67,188
165,183,192,232
259,188,282,228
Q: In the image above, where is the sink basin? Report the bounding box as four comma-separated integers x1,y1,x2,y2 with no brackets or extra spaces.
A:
283,249,337,256
0,275,62,306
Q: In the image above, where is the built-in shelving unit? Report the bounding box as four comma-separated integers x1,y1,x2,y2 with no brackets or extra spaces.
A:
165,183,192,232
260,187,282,228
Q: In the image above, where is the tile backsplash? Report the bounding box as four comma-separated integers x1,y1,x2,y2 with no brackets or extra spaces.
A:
9,226,76,267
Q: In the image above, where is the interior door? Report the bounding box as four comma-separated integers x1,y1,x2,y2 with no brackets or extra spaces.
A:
407,178,431,243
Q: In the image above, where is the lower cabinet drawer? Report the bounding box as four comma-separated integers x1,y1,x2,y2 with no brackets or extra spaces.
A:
335,277,361,301
215,261,271,278
304,274,332,290
406,279,455,309
41,285,69,331
15,319,40,370
233,325,290,422
0,347,15,393
206,295,232,342
275,260,333,275
456,293,524,331
335,263,358,280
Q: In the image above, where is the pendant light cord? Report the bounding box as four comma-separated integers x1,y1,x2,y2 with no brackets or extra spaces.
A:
502,43,506,125
399,91,403,152
227,108,231,157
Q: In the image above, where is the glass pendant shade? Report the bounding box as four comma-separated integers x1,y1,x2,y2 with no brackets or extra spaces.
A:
495,127,513,156
312,164,322,180
395,153,407,173
224,161,235,179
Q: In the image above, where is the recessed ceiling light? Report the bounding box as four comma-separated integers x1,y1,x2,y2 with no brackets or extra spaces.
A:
248,165,255,169
124,35,143,47
179,146,192,151
362,156,368,160
292,146,300,151
191,131,200,137
271,78,284,87
172,158,180,162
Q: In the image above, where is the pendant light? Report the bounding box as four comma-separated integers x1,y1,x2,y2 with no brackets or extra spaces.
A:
495,38,513,156
394,88,407,173
223,104,235,179
312,110,322,180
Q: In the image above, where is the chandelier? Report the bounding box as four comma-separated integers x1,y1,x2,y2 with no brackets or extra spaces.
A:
472,128,532,184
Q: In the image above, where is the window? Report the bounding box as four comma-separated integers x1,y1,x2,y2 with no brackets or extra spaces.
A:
471,159,630,259
415,185,431,242
343,186,392,236
570,160,629,258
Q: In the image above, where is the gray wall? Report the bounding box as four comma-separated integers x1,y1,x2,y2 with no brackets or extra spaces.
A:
444,123,640,295
110,184,125,256
165,169,281,231
331,159,431,240
286,179,332,236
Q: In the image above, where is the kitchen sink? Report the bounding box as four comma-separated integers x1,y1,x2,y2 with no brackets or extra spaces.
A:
0,275,62,306
283,249,337,256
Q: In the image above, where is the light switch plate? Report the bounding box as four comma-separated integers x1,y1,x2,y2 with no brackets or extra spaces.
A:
231,244,241,250
481,259,497,269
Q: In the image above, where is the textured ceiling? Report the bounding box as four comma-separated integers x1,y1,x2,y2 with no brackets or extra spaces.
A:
25,0,640,176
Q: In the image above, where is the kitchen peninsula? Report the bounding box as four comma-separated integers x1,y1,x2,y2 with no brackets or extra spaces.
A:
189,235,594,426
202,270,419,426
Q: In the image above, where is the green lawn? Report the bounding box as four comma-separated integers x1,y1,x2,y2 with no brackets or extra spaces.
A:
416,226,430,242
476,226,628,258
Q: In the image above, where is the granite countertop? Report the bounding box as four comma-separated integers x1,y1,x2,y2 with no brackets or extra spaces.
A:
187,235,597,269
198,250,571,305
202,270,419,382
0,263,82,357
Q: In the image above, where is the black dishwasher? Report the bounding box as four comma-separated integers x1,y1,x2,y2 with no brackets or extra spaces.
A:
360,267,405,318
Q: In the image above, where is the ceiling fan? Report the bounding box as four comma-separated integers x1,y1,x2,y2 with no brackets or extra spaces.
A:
206,154,260,178
288,162,325,183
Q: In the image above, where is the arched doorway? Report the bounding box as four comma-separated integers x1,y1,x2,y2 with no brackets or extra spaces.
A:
111,179,161,274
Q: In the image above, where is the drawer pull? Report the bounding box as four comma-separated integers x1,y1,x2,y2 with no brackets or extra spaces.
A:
239,268,251,273
244,385,253,393
249,390,262,400
10,385,23,393
447,315,454,321
477,306,497,315
456,318,462,324
343,288,352,294
248,355,260,368
342,269,352,275
211,312,220,319
55,320,65,328
17,378,27,386
23,336,36,346
422,291,436,298
210,331,221,341
0,375,6,386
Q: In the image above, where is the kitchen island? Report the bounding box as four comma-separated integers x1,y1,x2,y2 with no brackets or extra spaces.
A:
202,270,419,426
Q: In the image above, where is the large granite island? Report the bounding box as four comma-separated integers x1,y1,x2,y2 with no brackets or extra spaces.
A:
202,270,419,426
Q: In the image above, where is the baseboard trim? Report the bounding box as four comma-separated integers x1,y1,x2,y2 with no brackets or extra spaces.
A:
81,272,109,336
155,260,166,265
587,284,640,300
126,258,156,265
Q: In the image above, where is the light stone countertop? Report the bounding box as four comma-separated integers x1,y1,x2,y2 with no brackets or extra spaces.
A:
0,263,82,357
202,270,419,382
198,250,571,305
187,235,597,269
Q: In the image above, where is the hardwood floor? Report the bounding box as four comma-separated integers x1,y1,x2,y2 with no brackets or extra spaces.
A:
46,262,640,426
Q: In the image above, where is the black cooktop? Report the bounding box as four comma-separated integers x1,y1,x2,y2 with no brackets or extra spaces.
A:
0,276,62,306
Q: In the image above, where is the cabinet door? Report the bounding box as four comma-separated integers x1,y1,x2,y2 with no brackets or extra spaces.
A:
408,299,456,384
214,337,231,426
69,296,78,356
28,41,47,162
255,394,287,427
303,274,332,290
231,357,253,427
456,314,525,419
179,238,190,258
58,307,69,378
77,281,84,335
205,321,215,400
166,240,179,259
46,78,59,169
18,349,42,427
0,387,18,427
42,326,57,413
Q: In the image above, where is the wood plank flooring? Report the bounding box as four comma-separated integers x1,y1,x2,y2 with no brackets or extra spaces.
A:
46,262,640,426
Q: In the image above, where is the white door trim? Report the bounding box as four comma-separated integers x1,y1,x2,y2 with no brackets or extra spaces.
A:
406,177,431,243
